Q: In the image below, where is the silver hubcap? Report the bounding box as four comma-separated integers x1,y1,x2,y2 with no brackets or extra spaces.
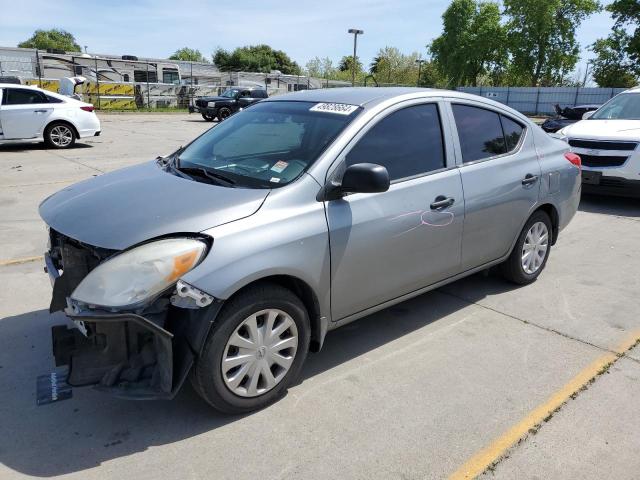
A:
521,221,549,274
50,126,73,146
221,309,298,398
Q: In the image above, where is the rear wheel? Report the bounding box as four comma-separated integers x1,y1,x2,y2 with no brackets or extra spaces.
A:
192,283,310,413
501,210,552,285
201,113,215,122
44,122,76,149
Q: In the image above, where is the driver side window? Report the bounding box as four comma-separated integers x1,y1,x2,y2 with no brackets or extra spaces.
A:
345,103,446,182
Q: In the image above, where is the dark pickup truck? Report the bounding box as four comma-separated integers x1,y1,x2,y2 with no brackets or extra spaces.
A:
189,87,268,122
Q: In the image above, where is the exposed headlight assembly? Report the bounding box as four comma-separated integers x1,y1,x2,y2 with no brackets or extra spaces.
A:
71,238,207,309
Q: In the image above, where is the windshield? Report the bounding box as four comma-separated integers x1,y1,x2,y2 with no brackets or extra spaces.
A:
220,89,239,98
177,101,361,188
591,93,640,120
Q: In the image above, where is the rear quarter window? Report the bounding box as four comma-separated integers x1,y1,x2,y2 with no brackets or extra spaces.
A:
453,104,507,163
500,115,524,151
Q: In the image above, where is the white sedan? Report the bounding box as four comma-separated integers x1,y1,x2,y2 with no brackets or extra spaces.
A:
0,83,101,149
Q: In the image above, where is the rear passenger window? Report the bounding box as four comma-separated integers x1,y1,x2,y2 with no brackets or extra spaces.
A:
346,103,445,181
452,104,506,162
501,115,524,151
3,88,48,105
45,94,64,104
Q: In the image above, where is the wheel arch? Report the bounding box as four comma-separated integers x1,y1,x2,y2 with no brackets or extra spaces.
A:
219,274,326,353
535,203,560,245
44,118,80,139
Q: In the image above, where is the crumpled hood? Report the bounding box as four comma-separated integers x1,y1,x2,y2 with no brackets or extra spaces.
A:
564,119,640,140
39,161,269,250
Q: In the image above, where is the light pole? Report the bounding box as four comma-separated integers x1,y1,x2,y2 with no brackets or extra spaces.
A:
415,58,425,87
348,28,363,87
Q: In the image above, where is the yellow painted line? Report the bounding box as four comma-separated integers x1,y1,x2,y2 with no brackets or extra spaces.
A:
0,255,43,267
449,330,640,480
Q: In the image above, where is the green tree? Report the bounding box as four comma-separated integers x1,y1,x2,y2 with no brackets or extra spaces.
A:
213,45,301,75
18,29,81,52
429,0,506,87
305,56,335,78
590,28,638,87
369,47,422,85
419,61,447,87
608,0,640,63
338,55,363,73
503,0,601,86
169,47,208,63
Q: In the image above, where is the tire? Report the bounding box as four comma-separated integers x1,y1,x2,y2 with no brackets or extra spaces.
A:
44,122,76,149
201,113,215,122
217,107,232,121
192,283,310,414
501,210,552,285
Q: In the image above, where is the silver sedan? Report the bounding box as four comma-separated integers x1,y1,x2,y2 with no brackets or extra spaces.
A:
40,88,581,413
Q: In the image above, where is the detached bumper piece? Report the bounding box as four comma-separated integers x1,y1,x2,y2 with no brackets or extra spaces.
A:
52,312,193,400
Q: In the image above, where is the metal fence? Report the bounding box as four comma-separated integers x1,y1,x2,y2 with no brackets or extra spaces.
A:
1,49,630,114
0,51,315,109
455,86,627,115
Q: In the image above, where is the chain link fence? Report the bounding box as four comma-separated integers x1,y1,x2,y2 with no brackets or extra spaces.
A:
0,48,629,114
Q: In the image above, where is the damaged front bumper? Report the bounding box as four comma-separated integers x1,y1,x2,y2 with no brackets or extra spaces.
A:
44,229,221,401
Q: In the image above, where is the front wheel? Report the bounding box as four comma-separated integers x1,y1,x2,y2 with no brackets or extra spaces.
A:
192,283,310,414
501,210,552,285
44,122,76,149
201,112,215,122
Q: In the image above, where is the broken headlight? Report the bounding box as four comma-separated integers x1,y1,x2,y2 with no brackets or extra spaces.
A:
71,238,207,308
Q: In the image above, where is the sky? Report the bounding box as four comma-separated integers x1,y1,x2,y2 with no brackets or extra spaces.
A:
0,0,616,79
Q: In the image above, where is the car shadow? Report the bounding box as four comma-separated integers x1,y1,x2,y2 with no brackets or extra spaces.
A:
579,193,640,218
184,118,218,124
0,143,94,152
0,272,511,477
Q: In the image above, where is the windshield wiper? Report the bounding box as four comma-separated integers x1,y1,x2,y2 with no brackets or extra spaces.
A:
176,165,236,186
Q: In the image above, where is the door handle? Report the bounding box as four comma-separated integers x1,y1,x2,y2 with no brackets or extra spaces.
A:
522,174,539,186
33,109,48,113
430,195,455,210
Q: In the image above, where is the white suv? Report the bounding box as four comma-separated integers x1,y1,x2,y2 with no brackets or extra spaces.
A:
0,83,101,149
558,87,640,197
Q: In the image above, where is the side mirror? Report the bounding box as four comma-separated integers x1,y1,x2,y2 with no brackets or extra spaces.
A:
320,163,390,201
582,110,595,120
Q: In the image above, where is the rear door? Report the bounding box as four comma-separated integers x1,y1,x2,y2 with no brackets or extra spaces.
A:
447,101,540,270
327,100,465,320
0,88,54,139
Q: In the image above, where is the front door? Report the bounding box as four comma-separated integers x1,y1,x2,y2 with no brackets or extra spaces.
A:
0,88,53,139
449,102,541,269
326,102,464,321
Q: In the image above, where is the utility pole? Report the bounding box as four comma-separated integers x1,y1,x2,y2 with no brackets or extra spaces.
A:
348,28,363,87
415,58,425,87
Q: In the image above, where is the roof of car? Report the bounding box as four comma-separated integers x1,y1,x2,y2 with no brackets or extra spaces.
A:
0,83,38,89
265,87,445,107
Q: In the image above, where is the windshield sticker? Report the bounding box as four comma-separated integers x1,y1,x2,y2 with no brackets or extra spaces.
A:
270,177,281,183
309,103,359,115
271,160,289,173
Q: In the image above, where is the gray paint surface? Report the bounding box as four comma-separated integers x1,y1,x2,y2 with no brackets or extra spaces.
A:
38,88,581,328
39,161,268,250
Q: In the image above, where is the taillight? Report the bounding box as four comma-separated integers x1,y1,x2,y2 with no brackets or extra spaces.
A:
80,105,95,112
565,152,581,169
